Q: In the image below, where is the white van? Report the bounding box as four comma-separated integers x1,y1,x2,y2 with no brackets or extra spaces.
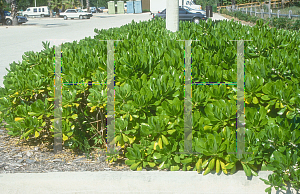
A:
22,6,50,17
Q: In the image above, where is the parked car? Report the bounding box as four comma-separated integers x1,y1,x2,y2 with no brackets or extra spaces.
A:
76,9,93,17
59,9,91,20
0,11,28,25
98,7,105,13
152,7,207,24
90,7,97,13
182,6,206,15
22,6,50,17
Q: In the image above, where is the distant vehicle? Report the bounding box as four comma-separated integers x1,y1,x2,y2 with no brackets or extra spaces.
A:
150,0,201,14
76,8,93,17
22,6,50,17
90,7,97,13
0,10,28,25
97,7,104,13
124,3,127,12
182,6,206,15
152,7,207,24
60,9,91,20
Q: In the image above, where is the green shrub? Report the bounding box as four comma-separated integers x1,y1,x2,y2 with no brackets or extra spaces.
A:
0,17,300,193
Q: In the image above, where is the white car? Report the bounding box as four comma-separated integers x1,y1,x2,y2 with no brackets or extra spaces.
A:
182,6,206,15
60,9,91,20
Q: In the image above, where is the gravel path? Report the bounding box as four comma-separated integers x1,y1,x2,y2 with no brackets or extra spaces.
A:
0,121,135,173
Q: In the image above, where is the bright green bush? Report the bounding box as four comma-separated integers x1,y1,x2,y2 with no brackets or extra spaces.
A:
0,18,300,193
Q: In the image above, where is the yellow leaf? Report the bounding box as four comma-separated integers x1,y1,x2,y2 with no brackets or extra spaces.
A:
137,166,143,171
203,166,211,175
116,82,120,86
128,136,136,144
90,106,97,113
220,161,227,174
63,134,68,141
153,142,158,150
130,115,133,121
158,137,163,149
245,98,250,104
15,117,24,122
196,158,202,173
35,131,39,138
38,90,44,93
280,103,284,108
216,159,220,174
38,115,43,120
73,103,80,108
71,114,78,119
15,92,19,95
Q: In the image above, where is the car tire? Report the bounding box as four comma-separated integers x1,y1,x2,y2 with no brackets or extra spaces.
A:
79,15,83,19
193,17,200,24
41,14,44,17
64,15,67,20
5,19,12,25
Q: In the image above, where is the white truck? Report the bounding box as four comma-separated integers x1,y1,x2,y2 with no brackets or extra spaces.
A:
22,6,50,17
150,0,202,14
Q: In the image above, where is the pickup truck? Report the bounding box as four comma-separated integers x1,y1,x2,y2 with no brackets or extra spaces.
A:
0,11,28,25
59,9,91,20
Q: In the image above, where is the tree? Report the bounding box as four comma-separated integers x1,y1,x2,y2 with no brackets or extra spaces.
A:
0,0,5,24
4,0,18,25
86,0,89,12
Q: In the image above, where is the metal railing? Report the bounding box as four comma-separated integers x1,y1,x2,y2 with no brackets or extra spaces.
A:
226,5,300,19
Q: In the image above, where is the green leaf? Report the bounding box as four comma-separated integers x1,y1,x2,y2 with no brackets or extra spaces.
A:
174,155,180,163
181,157,192,164
161,135,169,145
130,162,141,171
241,163,252,176
261,95,270,100
253,97,259,104
208,158,215,170
277,107,287,115
153,152,161,159
148,162,156,167
170,165,180,171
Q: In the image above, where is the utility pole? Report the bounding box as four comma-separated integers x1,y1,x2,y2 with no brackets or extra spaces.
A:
166,0,179,32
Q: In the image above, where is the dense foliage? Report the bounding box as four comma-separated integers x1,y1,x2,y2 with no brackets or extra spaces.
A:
0,18,300,193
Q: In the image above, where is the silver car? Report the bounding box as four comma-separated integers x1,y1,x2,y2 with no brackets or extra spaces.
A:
182,6,206,15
